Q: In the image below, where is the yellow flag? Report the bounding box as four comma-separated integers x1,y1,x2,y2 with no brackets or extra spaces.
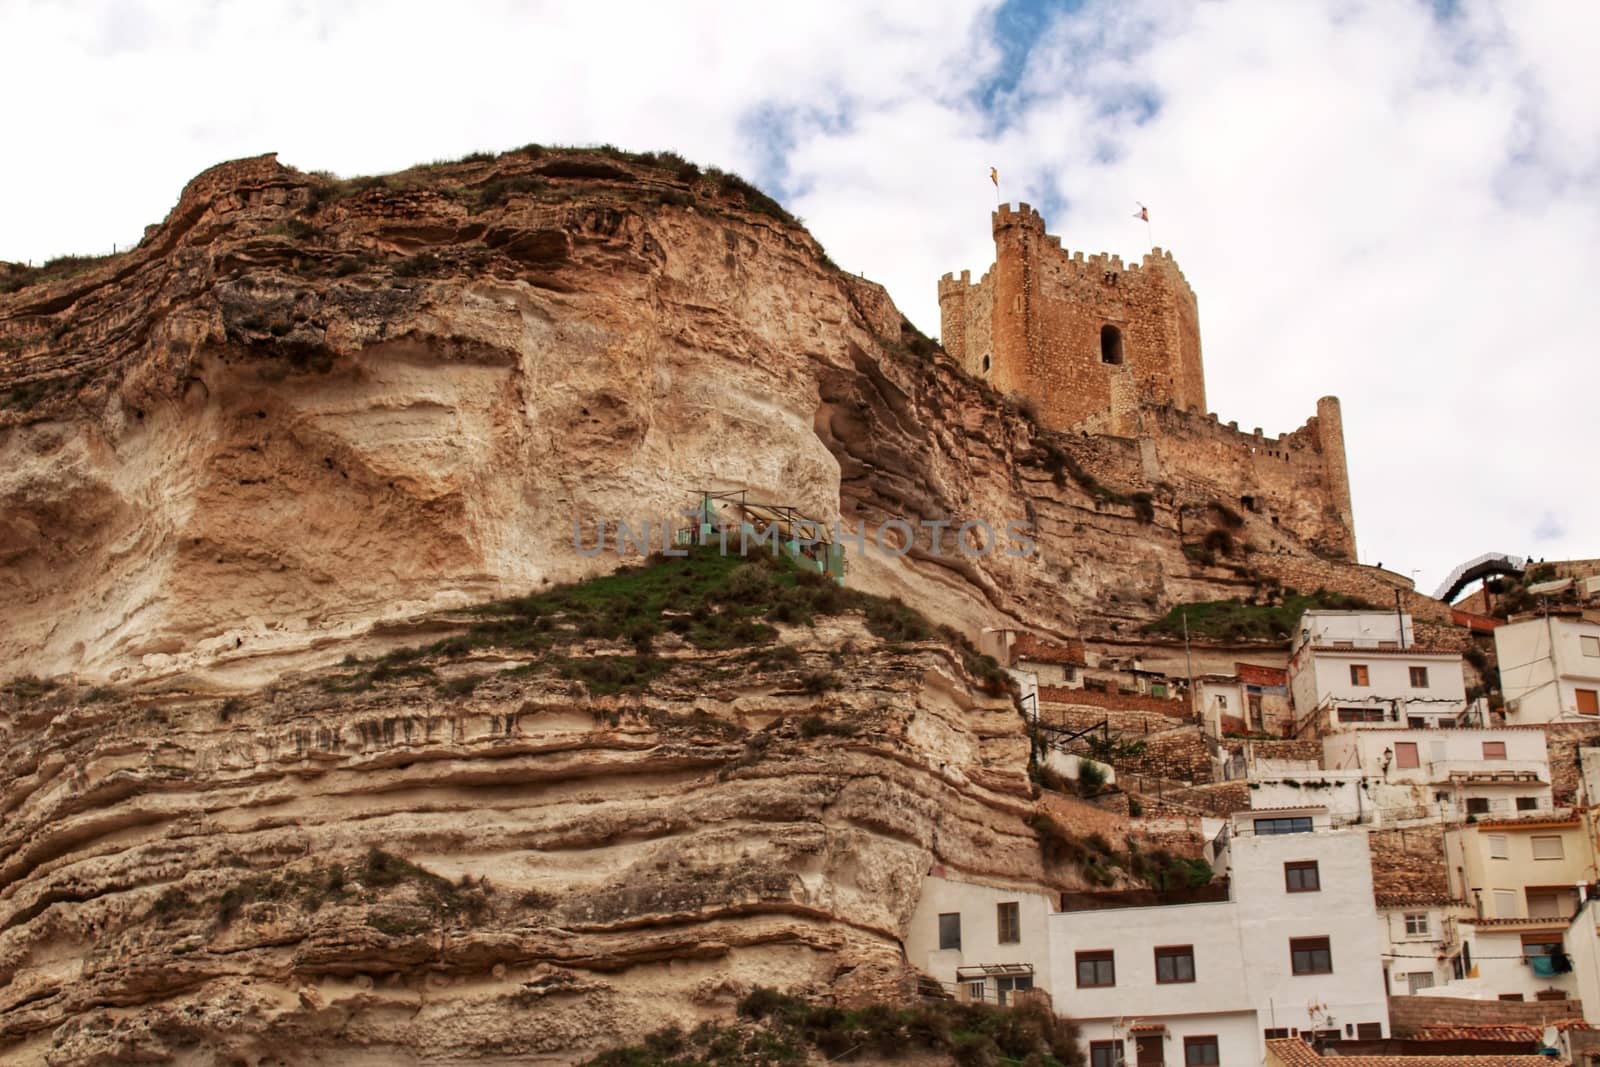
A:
989,167,998,187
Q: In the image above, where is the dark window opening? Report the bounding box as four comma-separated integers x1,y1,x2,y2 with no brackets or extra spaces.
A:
1291,936,1333,975
938,912,961,950
997,901,1020,944
1100,324,1124,365
981,353,991,373
1156,945,1196,983
1076,950,1116,988
1184,1036,1220,1065
1285,861,1321,892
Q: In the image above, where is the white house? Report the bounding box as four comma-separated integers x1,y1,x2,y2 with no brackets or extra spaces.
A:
1320,727,1554,823
1376,901,1468,996
1049,805,1388,1065
1223,810,1390,1043
904,870,1056,1006
1287,611,1473,732
1495,614,1600,723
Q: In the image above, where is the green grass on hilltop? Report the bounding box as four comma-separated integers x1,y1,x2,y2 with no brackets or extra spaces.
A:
1141,589,1375,643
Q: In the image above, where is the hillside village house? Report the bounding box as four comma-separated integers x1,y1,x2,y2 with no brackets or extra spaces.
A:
1196,663,1291,737
1048,805,1387,1066
1496,614,1600,723
1447,815,1597,923
1318,727,1554,823
1403,814,1600,1003
1288,611,1474,732
1377,897,1471,996
903,871,1056,1006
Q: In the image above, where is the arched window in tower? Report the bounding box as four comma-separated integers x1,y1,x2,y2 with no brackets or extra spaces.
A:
1100,325,1124,365
982,353,991,374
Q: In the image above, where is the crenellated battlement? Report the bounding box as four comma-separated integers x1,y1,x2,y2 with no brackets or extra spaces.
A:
937,204,1356,562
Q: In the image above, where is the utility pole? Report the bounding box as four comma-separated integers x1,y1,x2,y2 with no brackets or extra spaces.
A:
1544,594,1561,718
1183,608,1197,729
1394,588,1407,649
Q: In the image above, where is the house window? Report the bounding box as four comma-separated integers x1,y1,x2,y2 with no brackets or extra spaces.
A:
1285,861,1321,892
1255,816,1314,835
1394,742,1419,769
1407,972,1435,994
1407,716,1427,728
996,974,1032,1005
1578,689,1600,715
1356,1023,1383,1040
1517,796,1541,811
938,913,961,950
1533,835,1565,860
1339,707,1385,723
1217,694,1228,709
1263,1028,1290,1040
967,980,986,1000
1483,741,1507,759
997,902,1020,944
1528,891,1568,919
1409,666,1430,688
1499,993,1526,1002
1494,889,1518,917
1581,635,1600,658
1350,664,1370,686
1291,936,1333,975
1404,913,1430,937
1488,834,1510,859
1155,945,1196,984
1100,324,1124,365
1467,797,1491,815
1184,1035,1220,1065
1076,950,1115,988
1090,1042,1119,1067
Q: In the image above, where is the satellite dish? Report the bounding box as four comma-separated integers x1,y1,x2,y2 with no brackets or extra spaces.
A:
1541,1025,1559,1048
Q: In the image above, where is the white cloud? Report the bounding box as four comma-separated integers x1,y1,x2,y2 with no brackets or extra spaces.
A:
2,0,1593,592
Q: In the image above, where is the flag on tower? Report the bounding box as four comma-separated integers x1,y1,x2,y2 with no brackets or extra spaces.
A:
1134,202,1149,222
990,167,999,187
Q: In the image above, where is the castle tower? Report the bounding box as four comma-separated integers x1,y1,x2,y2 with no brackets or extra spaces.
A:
938,203,1205,435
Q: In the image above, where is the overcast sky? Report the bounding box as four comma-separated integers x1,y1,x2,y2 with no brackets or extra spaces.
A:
4,0,1595,595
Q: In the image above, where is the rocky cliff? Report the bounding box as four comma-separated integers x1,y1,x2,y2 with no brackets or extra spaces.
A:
0,549,1117,1064
0,145,1415,689
0,145,1431,1064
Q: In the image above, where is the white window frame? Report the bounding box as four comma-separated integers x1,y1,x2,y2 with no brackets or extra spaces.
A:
1404,912,1430,937
1488,834,1510,859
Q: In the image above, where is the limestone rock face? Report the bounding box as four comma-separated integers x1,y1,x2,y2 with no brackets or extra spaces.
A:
0,620,1112,1065
0,147,1429,1063
0,148,1396,688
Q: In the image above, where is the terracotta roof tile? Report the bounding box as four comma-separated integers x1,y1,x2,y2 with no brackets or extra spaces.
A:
1308,644,1463,657
1412,1021,1588,1042
1265,1036,1553,1066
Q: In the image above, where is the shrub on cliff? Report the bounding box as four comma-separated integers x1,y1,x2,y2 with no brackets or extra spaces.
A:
579,987,1086,1067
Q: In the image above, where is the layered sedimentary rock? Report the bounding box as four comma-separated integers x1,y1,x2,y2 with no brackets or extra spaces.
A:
0,148,1432,687
0,614,1112,1065
0,147,1449,1063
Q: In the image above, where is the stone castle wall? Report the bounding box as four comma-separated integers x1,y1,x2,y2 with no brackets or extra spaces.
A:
938,202,1357,563
939,203,1203,435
